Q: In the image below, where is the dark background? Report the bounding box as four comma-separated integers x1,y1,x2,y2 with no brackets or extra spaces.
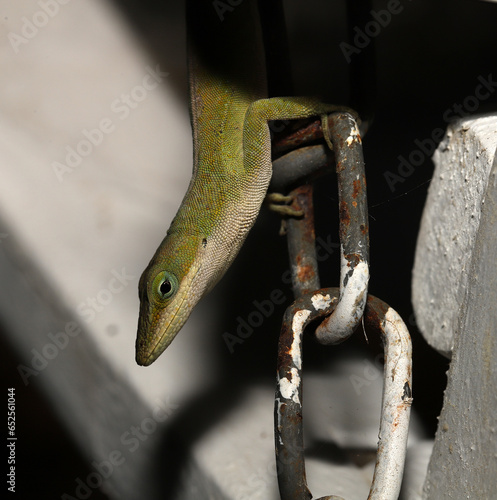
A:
3,0,497,498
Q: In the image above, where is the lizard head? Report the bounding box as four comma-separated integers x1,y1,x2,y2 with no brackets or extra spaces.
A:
135,232,209,366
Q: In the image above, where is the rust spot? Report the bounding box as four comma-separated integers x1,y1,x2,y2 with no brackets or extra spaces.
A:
287,411,303,426
352,178,362,198
392,409,402,428
277,323,296,372
343,252,360,267
296,263,316,283
272,118,324,155
334,159,344,173
339,200,351,226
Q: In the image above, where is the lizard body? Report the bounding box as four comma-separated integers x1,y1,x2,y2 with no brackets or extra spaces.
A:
136,0,347,366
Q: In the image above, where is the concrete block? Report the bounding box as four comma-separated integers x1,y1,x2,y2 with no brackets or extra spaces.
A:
412,115,497,356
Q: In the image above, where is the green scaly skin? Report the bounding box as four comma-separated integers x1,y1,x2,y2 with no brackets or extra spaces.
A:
136,0,351,366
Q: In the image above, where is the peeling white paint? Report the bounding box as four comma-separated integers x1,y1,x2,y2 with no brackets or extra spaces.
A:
311,292,332,311
346,124,361,146
278,367,301,404
337,253,369,320
384,306,405,341
316,250,369,344
290,309,311,369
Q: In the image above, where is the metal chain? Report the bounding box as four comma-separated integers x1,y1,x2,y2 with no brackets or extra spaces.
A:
271,113,413,500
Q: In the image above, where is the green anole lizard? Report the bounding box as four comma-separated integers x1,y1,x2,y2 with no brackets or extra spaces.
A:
136,0,352,366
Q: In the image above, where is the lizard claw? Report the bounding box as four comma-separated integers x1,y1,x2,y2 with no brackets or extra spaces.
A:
266,192,304,218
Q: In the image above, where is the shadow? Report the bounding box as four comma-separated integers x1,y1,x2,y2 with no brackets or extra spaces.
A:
108,0,188,102
305,440,377,468
152,379,245,498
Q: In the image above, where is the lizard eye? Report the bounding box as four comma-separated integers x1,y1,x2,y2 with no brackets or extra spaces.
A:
152,271,178,301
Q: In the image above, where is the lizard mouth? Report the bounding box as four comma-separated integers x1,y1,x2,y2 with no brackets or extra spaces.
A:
135,263,201,366
136,292,189,366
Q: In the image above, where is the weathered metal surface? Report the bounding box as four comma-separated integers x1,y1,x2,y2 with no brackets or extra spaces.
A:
270,145,331,193
275,289,340,500
271,113,369,329
285,184,321,297
271,104,411,499
315,113,370,345
364,295,413,500
275,290,412,500
272,118,328,156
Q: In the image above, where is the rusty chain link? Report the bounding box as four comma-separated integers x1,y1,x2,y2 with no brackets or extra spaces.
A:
270,112,412,500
